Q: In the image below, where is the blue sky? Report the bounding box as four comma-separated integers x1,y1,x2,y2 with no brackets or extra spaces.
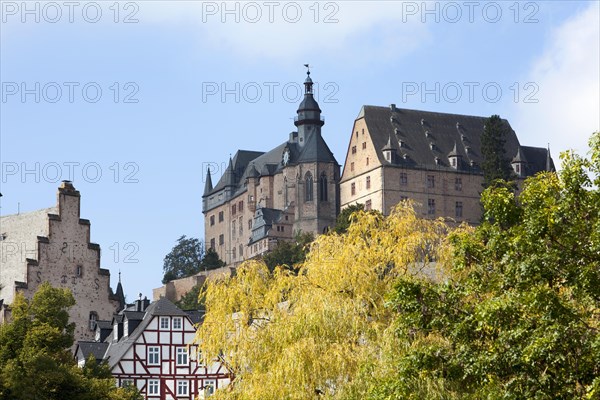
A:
1,0,599,301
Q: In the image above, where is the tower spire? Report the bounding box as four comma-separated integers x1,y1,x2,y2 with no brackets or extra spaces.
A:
203,167,213,196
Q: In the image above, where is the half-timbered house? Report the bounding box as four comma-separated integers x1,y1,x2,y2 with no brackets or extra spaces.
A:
76,297,230,399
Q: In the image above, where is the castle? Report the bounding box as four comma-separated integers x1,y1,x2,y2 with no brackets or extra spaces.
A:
202,69,340,265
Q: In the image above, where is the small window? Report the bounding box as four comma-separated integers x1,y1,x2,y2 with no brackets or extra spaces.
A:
76,265,82,277
428,199,436,215
232,246,237,259
455,201,463,218
366,176,371,190
239,245,243,259
400,173,408,186
176,347,189,366
351,183,356,196
148,346,160,365
160,317,169,330
248,219,252,230
365,200,372,211
427,175,435,189
148,380,159,395
218,211,224,222
203,380,216,396
219,234,224,245
210,238,215,249
366,157,369,166
351,146,357,154
173,317,182,330
232,204,236,215
239,216,243,236
210,215,215,226
350,162,354,172
355,131,358,138
177,381,189,396
231,220,236,239
362,142,367,150
455,178,462,191
238,200,243,210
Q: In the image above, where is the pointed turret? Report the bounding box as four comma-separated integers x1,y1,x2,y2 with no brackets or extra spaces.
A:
511,147,527,177
203,167,213,196
114,271,126,312
224,157,236,187
448,142,462,169
546,144,554,172
295,65,324,147
382,134,397,163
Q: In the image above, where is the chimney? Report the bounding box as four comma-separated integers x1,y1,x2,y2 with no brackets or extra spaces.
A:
390,103,396,112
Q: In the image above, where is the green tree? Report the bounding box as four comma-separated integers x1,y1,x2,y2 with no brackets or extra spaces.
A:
261,231,314,273
201,247,226,271
481,114,514,187
0,282,142,400
162,235,204,283
332,203,364,234
175,284,205,311
371,132,600,399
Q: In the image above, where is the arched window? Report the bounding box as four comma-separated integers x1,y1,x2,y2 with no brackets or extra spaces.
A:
319,173,328,201
305,172,313,202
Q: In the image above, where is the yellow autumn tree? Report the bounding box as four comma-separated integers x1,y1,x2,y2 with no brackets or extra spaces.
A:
194,202,451,400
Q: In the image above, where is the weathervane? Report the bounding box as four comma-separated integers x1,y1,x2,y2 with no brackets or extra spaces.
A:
304,63,310,76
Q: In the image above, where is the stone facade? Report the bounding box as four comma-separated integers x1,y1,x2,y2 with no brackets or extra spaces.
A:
340,105,554,222
0,181,124,342
202,71,340,265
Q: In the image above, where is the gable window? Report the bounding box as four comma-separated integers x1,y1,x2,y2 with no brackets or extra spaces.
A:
319,173,328,202
366,157,369,166
362,142,367,150
160,317,169,330
148,346,160,365
400,173,408,186
428,199,436,215
148,380,159,395
305,172,313,202
455,178,462,191
173,317,182,330
121,379,134,388
350,162,354,172
89,311,98,330
176,347,189,366
427,175,435,189
351,182,356,196
177,381,189,396
366,176,371,190
351,146,357,154
203,380,216,396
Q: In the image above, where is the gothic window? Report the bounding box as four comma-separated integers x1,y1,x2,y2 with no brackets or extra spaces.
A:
319,173,328,202
305,172,313,202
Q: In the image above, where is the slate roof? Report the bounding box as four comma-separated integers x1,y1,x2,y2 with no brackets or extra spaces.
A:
102,297,190,368
249,207,284,244
357,106,552,175
77,341,109,363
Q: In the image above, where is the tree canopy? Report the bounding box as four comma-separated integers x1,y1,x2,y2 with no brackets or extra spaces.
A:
193,133,600,400
481,114,514,187
162,235,205,283
195,204,447,399
0,282,142,400
261,231,314,273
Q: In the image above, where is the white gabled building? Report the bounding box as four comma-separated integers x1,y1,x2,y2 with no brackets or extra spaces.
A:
76,297,230,399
